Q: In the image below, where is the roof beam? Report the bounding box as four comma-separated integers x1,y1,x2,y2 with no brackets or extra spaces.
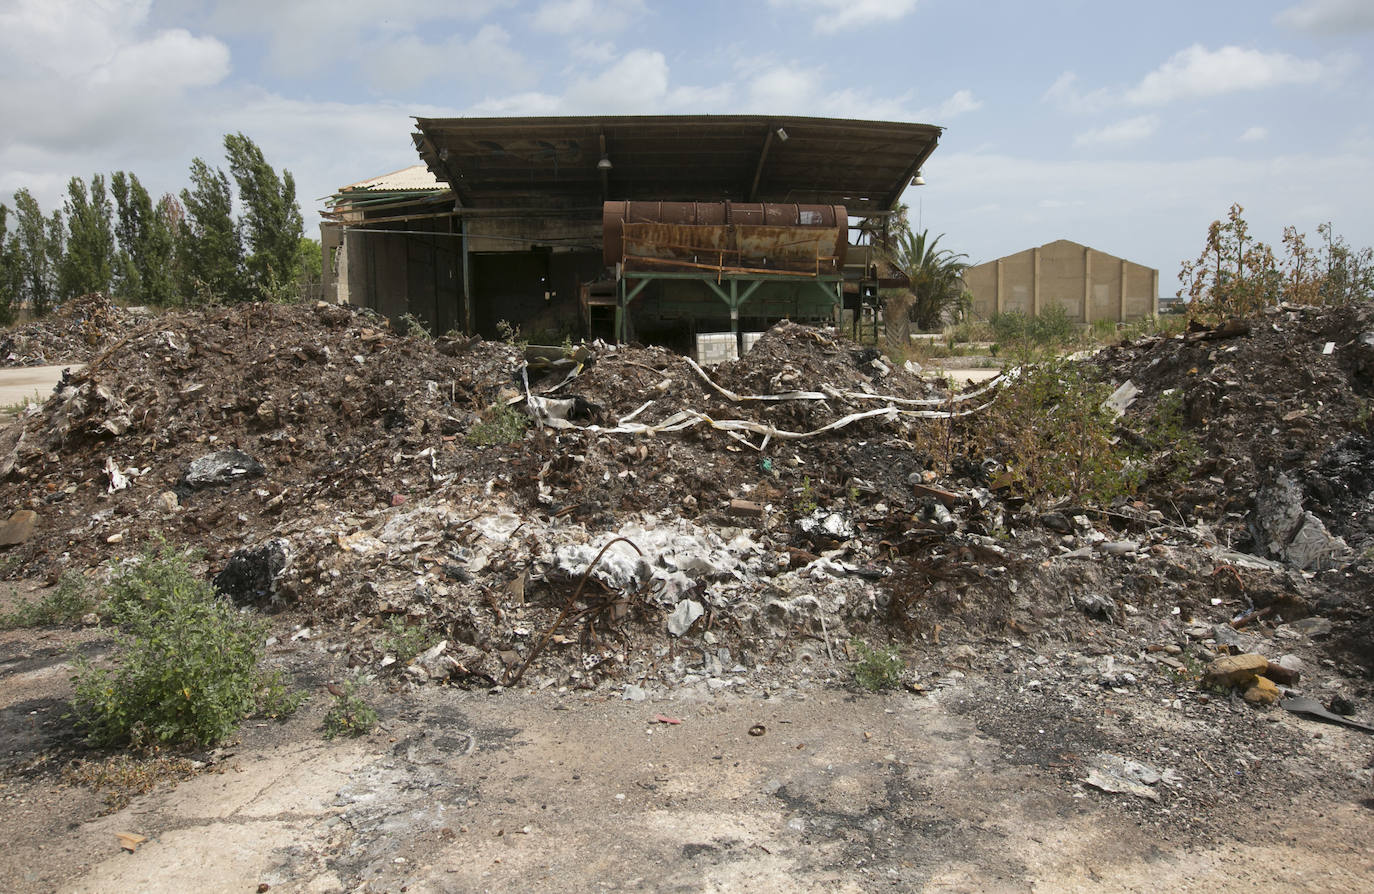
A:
746,127,775,202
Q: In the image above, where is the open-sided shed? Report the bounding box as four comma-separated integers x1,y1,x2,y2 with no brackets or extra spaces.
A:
326,115,941,352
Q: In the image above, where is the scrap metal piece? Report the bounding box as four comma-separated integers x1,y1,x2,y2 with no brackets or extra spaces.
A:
1279,696,1374,734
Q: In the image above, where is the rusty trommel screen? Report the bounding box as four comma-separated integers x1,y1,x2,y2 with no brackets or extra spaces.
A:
603,201,848,276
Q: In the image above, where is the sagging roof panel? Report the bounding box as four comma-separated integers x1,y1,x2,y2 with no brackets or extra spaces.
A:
412,115,941,215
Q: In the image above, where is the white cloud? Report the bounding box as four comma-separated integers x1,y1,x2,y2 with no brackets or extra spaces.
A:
1127,44,1335,105
468,50,730,116
1276,0,1374,33
747,66,821,112
569,40,618,64
1042,71,1112,114
767,0,919,33
921,149,1374,278
531,0,647,34
362,25,530,93
926,89,982,120
1073,115,1160,147
1241,126,1270,142
0,0,230,153
201,0,511,79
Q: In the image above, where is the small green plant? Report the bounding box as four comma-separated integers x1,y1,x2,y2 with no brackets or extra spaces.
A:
793,475,819,514
256,670,306,719
2,573,98,629
323,681,377,739
380,615,437,663
494,319,525,348
1131,389,1204,485
466,400,529,446
70,541,273,748
398,312,433,340
850,639,904,691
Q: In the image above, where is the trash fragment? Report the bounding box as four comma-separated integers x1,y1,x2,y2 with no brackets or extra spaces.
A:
181,449,266,489
748,724,766,737
653,714,682,725
667,599,704,636
116,832,148,852
214,538,292,607
1279,696,1374,733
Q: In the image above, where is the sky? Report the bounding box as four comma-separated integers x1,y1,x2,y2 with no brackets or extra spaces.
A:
1,0,1372,292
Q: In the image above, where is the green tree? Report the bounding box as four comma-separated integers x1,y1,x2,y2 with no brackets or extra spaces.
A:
887,227,970,331
225,133,303,300
111,171,178,306
58,174,116,300
0,203,18,324
179,157,244,303
10,189,61,316
296,235,322,292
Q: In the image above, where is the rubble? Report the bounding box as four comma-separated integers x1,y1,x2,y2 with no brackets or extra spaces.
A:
0,297,1369,705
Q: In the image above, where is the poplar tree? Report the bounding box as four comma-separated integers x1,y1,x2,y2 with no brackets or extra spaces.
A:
10,189,60,316
225,133,303,300
58,174,116,299
112,171,178,306
178,158,244,304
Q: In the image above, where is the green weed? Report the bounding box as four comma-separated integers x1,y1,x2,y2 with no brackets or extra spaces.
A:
466,401,529,446
323,681,377,739
2,573,98,629
850,639,904,691
380,615,437,663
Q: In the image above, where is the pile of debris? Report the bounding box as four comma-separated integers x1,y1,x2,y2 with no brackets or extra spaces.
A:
0,299,1370,703
0,293,137,367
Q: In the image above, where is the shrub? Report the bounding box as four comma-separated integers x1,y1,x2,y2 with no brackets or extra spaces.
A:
850,639,904,691
323,681,377,739
2,573,98,629
70,541,272,748
963,358,1139,505
467,401,529,446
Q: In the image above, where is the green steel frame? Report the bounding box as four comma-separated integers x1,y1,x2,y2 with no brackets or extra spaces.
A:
615,271,843,350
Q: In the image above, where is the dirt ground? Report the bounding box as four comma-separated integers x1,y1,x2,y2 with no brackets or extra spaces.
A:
2,626,1371,894
1,296,1372,891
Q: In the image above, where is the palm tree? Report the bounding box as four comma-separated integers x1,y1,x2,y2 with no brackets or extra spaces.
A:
888,228,970,331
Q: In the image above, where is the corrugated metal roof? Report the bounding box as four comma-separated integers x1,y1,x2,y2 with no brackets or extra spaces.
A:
338,164,444,193
411,115,941,214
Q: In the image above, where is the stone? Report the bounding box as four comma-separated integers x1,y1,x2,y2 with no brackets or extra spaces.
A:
1077,593,1117,619
412,641,462,681
727,499,764,518
1097,540,1140,557
667,599,704,636
1266,654,1303,685
1084,753,1162,801
156,490,180,512
1040,511,1073,534
1202,653,1269,689
1288,616,1333,637
182,449,266,489
0,509,37,547
1243,676,1280,705
622,683,647,702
